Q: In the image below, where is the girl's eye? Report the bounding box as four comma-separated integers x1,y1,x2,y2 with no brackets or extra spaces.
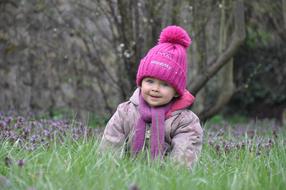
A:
162,82,170,87
145,79,154,83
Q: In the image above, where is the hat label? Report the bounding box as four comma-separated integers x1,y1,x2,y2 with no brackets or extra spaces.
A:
151,60,171,70
157,51,173,59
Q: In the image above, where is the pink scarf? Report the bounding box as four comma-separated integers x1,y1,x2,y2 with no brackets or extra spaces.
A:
131,94,171,159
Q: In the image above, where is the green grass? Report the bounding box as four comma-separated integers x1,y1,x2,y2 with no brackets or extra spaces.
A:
1,133,285,190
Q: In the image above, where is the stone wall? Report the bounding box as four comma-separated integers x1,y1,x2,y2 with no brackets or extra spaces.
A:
0,0,118,119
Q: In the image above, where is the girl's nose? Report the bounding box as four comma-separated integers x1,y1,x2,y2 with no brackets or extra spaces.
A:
151,83,160,91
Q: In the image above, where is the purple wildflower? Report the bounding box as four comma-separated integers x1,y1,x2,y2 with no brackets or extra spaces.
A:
18,159,25,167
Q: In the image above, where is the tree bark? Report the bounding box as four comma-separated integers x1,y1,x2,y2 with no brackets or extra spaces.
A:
171,0,181,25
283,0,286,28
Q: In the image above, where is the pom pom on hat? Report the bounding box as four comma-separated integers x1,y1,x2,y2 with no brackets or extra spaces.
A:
158,25,191,48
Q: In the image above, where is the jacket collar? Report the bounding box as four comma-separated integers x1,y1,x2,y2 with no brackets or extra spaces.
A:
130,88,195,117
130,88,140,105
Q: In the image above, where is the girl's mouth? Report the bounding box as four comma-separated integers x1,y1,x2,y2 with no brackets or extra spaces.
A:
149,95,160,98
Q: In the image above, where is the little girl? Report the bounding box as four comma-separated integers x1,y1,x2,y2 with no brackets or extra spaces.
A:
99,25,203,169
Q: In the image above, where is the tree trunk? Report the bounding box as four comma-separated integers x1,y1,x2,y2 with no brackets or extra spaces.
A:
189,0,245,95
198,0,236,120
199,60,235,120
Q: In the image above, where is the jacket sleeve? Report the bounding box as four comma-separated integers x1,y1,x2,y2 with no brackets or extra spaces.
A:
169,111,203,169
99,103,128,157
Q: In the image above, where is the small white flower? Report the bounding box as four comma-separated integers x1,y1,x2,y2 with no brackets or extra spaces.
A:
117,43,125,52
124,50,131,58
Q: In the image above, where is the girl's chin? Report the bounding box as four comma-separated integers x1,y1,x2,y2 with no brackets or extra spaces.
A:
146,100,165,107
146,100,159,106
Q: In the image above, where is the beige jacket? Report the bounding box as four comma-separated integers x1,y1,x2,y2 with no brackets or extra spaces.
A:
99,88,203,168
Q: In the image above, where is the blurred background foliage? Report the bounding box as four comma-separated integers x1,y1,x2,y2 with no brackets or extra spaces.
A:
0,0,285,124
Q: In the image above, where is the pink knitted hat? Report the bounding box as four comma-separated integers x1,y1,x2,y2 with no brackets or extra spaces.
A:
136,25,192,96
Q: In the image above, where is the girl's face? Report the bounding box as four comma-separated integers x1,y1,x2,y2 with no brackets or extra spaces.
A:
141,77,177,107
